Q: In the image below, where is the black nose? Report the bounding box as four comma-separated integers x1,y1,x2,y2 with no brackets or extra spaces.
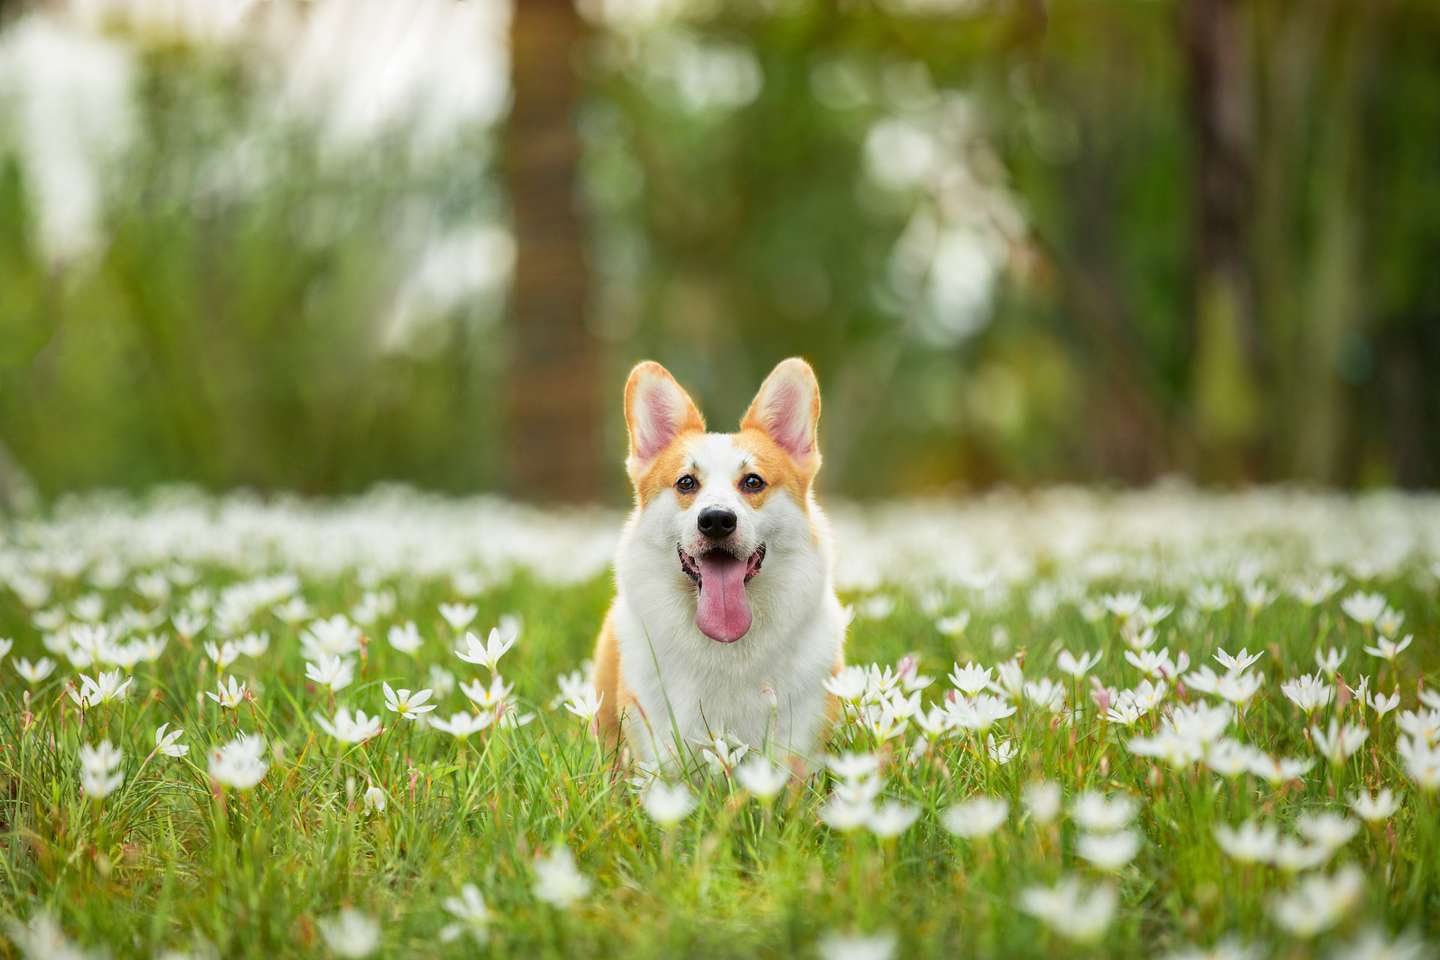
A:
697,507,737,540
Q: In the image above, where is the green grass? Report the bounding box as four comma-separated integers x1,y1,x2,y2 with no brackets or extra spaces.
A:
1,491,1438,959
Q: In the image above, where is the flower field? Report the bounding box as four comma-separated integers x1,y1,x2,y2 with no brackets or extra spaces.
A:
2,486,1439,959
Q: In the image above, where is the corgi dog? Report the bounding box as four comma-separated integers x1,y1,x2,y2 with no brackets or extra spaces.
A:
592,358,846,769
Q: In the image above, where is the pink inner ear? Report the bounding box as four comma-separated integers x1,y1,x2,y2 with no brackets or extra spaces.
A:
635,386,679,462
765,381,814,457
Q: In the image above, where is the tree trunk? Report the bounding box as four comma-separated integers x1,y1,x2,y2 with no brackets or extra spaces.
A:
505,0,602,502
1183,0,1262,481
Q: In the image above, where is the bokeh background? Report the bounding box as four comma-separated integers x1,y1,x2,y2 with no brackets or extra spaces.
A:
1,0,1437,505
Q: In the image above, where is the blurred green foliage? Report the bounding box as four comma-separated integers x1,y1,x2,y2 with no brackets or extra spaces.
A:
1,0,1438,501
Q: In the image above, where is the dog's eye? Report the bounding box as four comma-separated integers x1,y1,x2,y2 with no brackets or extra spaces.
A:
740,473,766,493
675,474,698,494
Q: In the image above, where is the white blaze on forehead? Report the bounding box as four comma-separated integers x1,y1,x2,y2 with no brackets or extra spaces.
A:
689,434,751,485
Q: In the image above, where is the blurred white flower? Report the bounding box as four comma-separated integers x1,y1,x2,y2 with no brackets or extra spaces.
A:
1017,877,1116,943
439,883,490,945
387,622,423,656
429,711,493,739
315,707,382,744
642,781,696,828
14,656,56,684
532,843,590,907
941,796,1008,839
316,908,379,958
79,740,124,799
816,930,897,960
1269,866,1365,938
305,655,355,693
735,757,789,800
209,734,268,789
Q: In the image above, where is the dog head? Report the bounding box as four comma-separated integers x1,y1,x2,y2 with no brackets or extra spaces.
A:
620,358,825,644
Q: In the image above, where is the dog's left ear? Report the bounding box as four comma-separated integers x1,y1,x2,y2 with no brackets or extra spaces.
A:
741,357,821,471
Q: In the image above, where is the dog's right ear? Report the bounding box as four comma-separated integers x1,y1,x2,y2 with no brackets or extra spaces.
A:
624,361,705,480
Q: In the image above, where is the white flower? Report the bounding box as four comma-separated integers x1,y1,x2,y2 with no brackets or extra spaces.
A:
363,785,386,814
316,908,379,958
1076,829,1141,871
439,884,490,944
1215,671,1264,706
1311,719,1368,764
154,722,188,758
1289,572,1344,607
1269,866,1364,938
941,796,1008,839
203,640,240,669
315,707,383,744
1280,673,1333,713
13,656,56,684
946,694,1016,732
68,669,133,707
305,656,355,692
1017,877,1116,942
1369,690,1401,716
1340,591,1386,626
1163,937,1262,960
1023,678,1065,713
1070,791,1136,833
699,732,750,774
1295,812,1359,850
1331,927,1428,960
1214,820,1277,864
935,612,970,637
455,623,518,672
1213,647,1263,673
1056,649,1102,678
209,734,269,789
562,687,603,722
642,781,696,828
429,665,456,697
1398,735,1440,790
986,735,1017,765
205,675,248,710
300,615,362,660
825,665,868,702
816,931,897,960
1023,781,1062,825
1246,752,1314,785
1125,647,1189,679
236,630,270,658
1349,788,1400,822
382,682,436,719
1314,646,1347,676
1363,634,1411,661
79,740,124,799
827,752,880,781
460,674,514,711
387,621,423,655
735,757,790,800
429,711,493,739
533,843,590,907
438,601,477,630
819,796,874,832
867,801,920,839
948,661,991,696
1205,739,1257,778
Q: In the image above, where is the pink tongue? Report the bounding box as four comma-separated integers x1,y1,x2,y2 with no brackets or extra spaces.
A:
695,552,752,643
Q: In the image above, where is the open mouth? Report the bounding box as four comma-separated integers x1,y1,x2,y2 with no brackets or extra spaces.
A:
678,543,765,643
